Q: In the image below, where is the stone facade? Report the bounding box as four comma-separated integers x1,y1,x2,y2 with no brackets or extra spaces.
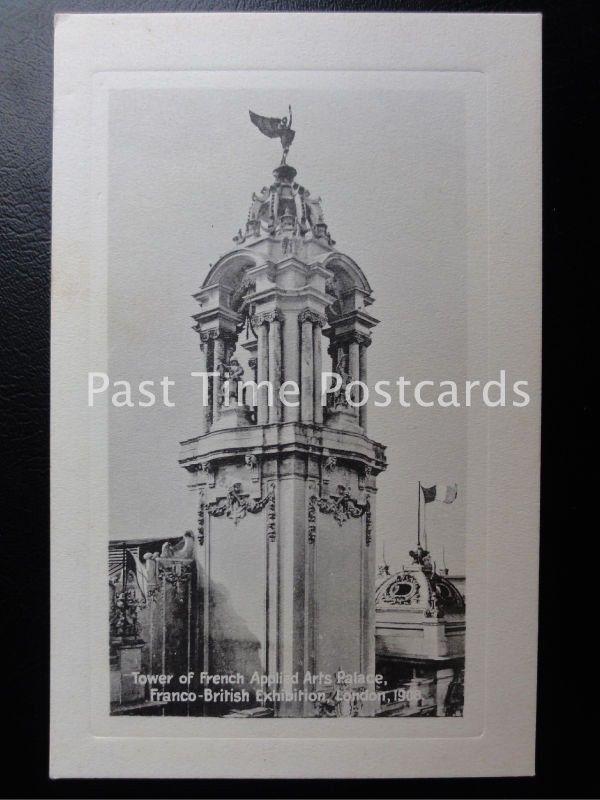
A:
375,548,465,716
179,160,387,717
107,156,465,719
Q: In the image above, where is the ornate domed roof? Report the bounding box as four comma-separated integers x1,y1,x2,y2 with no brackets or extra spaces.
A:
233,163,335,247
376,548,465,618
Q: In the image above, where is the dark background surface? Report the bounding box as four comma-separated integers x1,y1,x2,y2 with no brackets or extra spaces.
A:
0,0,596,797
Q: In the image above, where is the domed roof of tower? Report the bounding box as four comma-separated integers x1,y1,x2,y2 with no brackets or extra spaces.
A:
376,548,465,618
232,162,335,247
197,157,376,325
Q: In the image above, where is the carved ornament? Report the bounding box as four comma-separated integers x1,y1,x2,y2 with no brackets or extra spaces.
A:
298,308,327,327
200,482,277,542
307,484,371,545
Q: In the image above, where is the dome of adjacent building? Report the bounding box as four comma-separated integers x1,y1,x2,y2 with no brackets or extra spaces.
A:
376,548,465,618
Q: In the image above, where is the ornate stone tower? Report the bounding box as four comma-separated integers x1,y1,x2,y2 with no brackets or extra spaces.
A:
179,155,386,717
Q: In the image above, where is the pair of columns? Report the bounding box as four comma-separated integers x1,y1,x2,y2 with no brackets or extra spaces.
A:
194,317,278,433
194,327,236,436
251,307,327,427
195,313,369,433
329,332,371,430
299,308,327,426
252,310,283,426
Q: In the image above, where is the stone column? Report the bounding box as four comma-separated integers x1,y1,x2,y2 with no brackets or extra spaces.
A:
313,318,324,425
255,317,269,426
282,310,300,423
349,337,360,419
211,336,225,427
268,312,282,424
195,333,209,436
358,337,369,431
300,310,314,424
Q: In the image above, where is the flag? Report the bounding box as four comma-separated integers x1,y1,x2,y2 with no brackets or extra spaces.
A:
421,485,437,503
108,543,147,595
421,483,458,504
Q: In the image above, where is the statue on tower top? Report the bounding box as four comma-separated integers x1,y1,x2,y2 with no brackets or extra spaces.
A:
249,106,295,164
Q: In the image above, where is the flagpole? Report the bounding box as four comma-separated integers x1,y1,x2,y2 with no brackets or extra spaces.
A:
417,481,421,548
122,542,127,590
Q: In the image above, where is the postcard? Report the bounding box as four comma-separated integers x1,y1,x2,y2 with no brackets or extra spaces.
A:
51,12,541,778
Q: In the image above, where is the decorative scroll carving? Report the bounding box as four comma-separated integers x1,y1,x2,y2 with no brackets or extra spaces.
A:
263,309,283,324
157,560,193,604
245,454,258,470
197,328,220,343
307,484,369,544
251,309,282,328
349,331,372,347
330,330,372,349
377,573,421,607
375,562,464,617
298,308,327,327
206,482,276,540
198,500,206,546
192,326,240,361
265,482,277,543
250,312,266,328
364,495,373,547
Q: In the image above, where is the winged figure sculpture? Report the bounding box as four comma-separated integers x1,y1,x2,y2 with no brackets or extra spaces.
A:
249,106,295,164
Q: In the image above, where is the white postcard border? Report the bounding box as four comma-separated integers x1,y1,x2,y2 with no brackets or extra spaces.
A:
51,12,541,779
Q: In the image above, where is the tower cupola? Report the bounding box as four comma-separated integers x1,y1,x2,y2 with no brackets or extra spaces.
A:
179,111,387,717
233,163,334,246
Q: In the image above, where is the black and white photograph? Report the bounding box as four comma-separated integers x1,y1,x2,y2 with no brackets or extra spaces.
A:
4,0,598,792
105,83,473,719
45,10,543,780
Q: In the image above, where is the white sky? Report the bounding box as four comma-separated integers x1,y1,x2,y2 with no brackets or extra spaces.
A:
107,83,469,574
